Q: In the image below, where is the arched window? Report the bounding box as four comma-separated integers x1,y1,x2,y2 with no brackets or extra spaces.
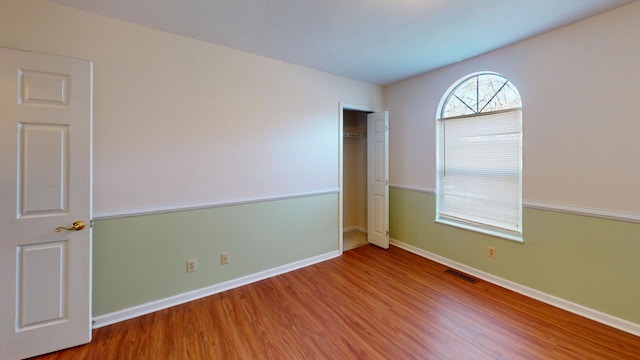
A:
436,73,522,241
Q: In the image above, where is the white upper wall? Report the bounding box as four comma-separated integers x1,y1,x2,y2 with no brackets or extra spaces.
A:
0,0,383,215
385,1,640,214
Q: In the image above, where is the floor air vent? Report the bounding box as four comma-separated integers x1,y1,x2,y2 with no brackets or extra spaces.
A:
445,269,479,284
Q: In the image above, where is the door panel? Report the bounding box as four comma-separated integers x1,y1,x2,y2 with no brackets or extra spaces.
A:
367,112,389,249
19,69,70,106
19,123,70,217
17,241,68,330
0,47,92,360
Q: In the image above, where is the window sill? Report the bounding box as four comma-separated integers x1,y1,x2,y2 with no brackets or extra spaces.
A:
435,217,523,243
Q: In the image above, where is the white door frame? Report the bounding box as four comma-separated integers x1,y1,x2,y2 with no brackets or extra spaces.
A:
338,102,380,254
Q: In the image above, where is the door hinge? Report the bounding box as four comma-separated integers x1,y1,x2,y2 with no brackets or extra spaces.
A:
386,230,389,237
90,220,94,228
385,180,389,186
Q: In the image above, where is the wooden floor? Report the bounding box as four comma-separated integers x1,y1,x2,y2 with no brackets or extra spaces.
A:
33,245,639,359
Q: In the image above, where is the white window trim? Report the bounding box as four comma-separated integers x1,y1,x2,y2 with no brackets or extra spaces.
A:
435,216,523,243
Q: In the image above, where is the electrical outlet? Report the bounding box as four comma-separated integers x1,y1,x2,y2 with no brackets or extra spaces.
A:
221,252,229,265
186,259,197,272
487,246,496,258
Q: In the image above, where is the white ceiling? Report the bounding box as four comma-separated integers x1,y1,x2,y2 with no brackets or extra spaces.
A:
51,0,635,85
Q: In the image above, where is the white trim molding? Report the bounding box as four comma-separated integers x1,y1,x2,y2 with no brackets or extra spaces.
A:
339,102,381,113
389,185,640,224
93,189,339,220
523,201,640,224
390,238,640,337
92,250,340,328
389,184,435,194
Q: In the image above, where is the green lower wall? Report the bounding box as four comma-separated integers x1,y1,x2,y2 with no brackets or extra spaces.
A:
93,189,640,325
92,193,338,316
390,187,640,325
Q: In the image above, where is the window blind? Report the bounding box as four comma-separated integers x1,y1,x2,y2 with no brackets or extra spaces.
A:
437,109,522,233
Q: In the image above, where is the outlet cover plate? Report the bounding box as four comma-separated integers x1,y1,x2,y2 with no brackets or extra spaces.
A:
187,259,197,272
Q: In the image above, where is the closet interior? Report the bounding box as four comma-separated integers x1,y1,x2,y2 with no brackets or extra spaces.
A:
343,110,369,251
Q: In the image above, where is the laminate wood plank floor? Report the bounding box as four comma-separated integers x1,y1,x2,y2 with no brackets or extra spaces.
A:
32,245,639,359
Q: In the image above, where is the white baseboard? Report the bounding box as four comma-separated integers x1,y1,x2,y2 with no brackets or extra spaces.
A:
343,226,367,233
390,239,640,337
92,250,341,329
94,241,640,337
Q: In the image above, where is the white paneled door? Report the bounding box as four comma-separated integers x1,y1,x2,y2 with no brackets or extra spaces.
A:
367,111,389,249
0,48,92,359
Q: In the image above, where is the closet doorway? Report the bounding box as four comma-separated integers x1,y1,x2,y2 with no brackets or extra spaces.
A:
339,103,389,253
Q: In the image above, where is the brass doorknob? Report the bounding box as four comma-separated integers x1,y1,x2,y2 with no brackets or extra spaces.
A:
55,221,86,232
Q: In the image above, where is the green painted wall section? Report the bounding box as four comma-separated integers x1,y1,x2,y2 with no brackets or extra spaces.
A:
92,193,338,316
390,187,640,324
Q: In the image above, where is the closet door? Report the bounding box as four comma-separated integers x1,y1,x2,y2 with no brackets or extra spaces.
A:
367,111,389,249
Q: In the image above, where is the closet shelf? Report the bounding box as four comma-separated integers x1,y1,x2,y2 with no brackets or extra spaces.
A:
343,132,362,138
